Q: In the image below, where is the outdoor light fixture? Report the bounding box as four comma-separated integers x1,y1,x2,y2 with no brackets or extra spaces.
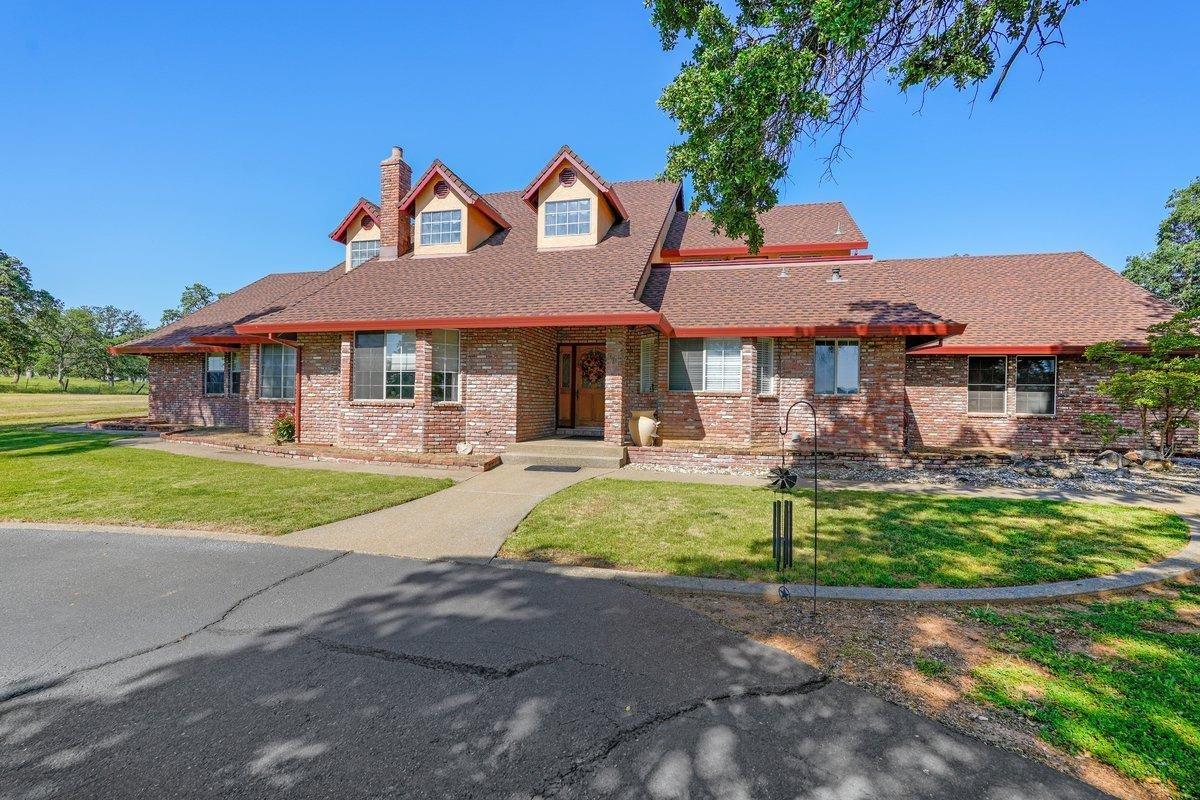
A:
770,400,819,616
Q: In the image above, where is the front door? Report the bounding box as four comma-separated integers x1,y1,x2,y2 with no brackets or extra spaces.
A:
556,343,605,429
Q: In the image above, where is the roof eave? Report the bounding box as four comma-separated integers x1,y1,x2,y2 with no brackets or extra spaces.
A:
234,312,671,335
661,241,870,260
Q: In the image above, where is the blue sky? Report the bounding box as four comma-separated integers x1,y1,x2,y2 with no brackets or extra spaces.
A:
2,1,1197,324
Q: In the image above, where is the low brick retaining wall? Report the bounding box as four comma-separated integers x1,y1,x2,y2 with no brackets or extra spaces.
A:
161,431,500,471
87,417,188,433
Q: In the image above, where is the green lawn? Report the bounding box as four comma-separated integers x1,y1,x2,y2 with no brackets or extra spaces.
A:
0,392,148,426
0,427,452,535
969,586,1200,799
0,375,145,394
502,478,1188,587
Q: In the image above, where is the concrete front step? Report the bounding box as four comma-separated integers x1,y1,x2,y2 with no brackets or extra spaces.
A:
500,440,628,469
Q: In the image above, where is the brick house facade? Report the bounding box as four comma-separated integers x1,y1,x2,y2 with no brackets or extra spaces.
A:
117,144,1180,468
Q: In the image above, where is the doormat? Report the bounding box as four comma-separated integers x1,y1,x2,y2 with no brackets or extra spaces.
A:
524,465,582,473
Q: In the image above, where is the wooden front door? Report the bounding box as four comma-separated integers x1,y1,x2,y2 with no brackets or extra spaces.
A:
556,343,605,429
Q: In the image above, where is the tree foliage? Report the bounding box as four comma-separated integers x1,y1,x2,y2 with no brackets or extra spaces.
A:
160,283,223,326
1085,311,1200,460
1123,177,1200,311
649,0,1080,251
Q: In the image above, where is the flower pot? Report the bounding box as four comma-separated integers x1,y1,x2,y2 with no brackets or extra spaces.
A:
628,408,660,447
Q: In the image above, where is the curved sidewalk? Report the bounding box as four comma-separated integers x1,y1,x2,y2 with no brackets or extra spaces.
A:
492,515,1200,603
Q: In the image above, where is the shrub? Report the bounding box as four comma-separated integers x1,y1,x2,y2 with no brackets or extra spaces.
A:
271,412,295,445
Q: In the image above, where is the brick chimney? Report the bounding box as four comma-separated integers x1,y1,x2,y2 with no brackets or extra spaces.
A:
379,145,412,259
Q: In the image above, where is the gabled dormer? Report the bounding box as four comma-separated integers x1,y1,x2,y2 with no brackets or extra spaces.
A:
329,198,382,271
522,146,628,251
399,160,509,256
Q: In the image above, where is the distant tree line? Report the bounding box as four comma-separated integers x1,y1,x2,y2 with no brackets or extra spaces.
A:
0,249,221,392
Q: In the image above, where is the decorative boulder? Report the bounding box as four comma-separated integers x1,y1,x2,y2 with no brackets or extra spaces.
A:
1124,449,1145,464
1093,450,1125,470
1143,459,1171,472
1048,465,1083,479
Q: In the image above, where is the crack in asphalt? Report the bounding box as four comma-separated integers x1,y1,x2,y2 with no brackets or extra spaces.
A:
0,551,350,705
532,675,832,798
302,635,575,680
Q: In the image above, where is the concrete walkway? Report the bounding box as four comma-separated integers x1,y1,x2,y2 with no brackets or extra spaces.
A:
282,464,609,560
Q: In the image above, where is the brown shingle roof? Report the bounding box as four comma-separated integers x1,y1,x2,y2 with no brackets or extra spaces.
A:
662,202,866,253
114,265,345,353
237,179,680,331
642,252,1177,349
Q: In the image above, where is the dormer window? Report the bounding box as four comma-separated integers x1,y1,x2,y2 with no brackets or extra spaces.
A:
420,209,462,246
545,198,591,237
350,239,380,267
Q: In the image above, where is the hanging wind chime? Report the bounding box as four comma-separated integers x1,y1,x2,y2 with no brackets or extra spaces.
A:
769,400,819,616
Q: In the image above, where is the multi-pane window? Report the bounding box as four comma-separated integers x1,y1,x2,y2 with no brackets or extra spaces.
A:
350,239,380,267
204,354,225,395
229,351,243,394
1016,356,1056,415
259,343,296,400
756,338,776,395
639,337,655,393
814,340,859,395
967,356,1007,413
544,198,591,237
420,209,462,246
432,330,461,403
353,331,416,400
668,337,742,392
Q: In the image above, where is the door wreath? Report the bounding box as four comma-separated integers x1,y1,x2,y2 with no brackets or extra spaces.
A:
579,350,606,385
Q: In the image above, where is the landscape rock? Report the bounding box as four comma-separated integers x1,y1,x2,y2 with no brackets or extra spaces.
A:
1143,459,1171,472
1124,449,1145,464
1048,465,1083,479
1093,450,1125,470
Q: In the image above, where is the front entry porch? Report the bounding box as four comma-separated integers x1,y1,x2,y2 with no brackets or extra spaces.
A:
555,342,606,435
501,435,628,469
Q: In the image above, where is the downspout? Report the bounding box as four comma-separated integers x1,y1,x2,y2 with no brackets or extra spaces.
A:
267,335,303,443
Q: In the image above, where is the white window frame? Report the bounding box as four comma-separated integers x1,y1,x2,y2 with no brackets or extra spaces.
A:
229,351,243,395
813,339,859,396
668,337,742,393
639,337,655,393
419,209,462,246
352,331,416,401
431,329,461,403
756,337,776,396
349,239,380,267
544,198,591,237
259,343,296,400
967,355,1008,415
1015,355,1057,416
203,353,226,396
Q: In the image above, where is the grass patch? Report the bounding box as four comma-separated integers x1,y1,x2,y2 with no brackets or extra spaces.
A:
913,654,948,679
0,392,148,426
0,376,145,394
0,427,452,535
502,477,1187,587
968,586,1200,798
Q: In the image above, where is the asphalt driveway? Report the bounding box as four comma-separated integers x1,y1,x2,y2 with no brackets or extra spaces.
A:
0,528,1108,799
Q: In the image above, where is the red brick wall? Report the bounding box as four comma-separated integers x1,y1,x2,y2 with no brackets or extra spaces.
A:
516,327,557,441
148,354,246,427
902,354,1189,451
463,328,518,452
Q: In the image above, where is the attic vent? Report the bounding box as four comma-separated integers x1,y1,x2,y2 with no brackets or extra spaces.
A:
559,168,577,187
434,180,450,199
360,216,374,230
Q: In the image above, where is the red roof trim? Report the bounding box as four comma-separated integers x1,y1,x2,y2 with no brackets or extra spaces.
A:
520,149,628,221
671,323,966,338
108,343,234,355
652,253,874,270
660,241,869,260
191,334,278,345
398,162,511,230
328,198,381,243
235,312,670,335
906,342,1087,356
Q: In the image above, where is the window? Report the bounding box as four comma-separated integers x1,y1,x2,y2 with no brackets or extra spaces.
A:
544,198,590,237
967,356,1007,413
814,340,859,395
756,338,776,395
259,343,295,400
350,239,380,267
669,337,742,392
1016,356,1056,415
639,337,655,393
431,329,460,403
204,353,225,395
230,352,243,394
353,331,415,400
420,209,462,246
